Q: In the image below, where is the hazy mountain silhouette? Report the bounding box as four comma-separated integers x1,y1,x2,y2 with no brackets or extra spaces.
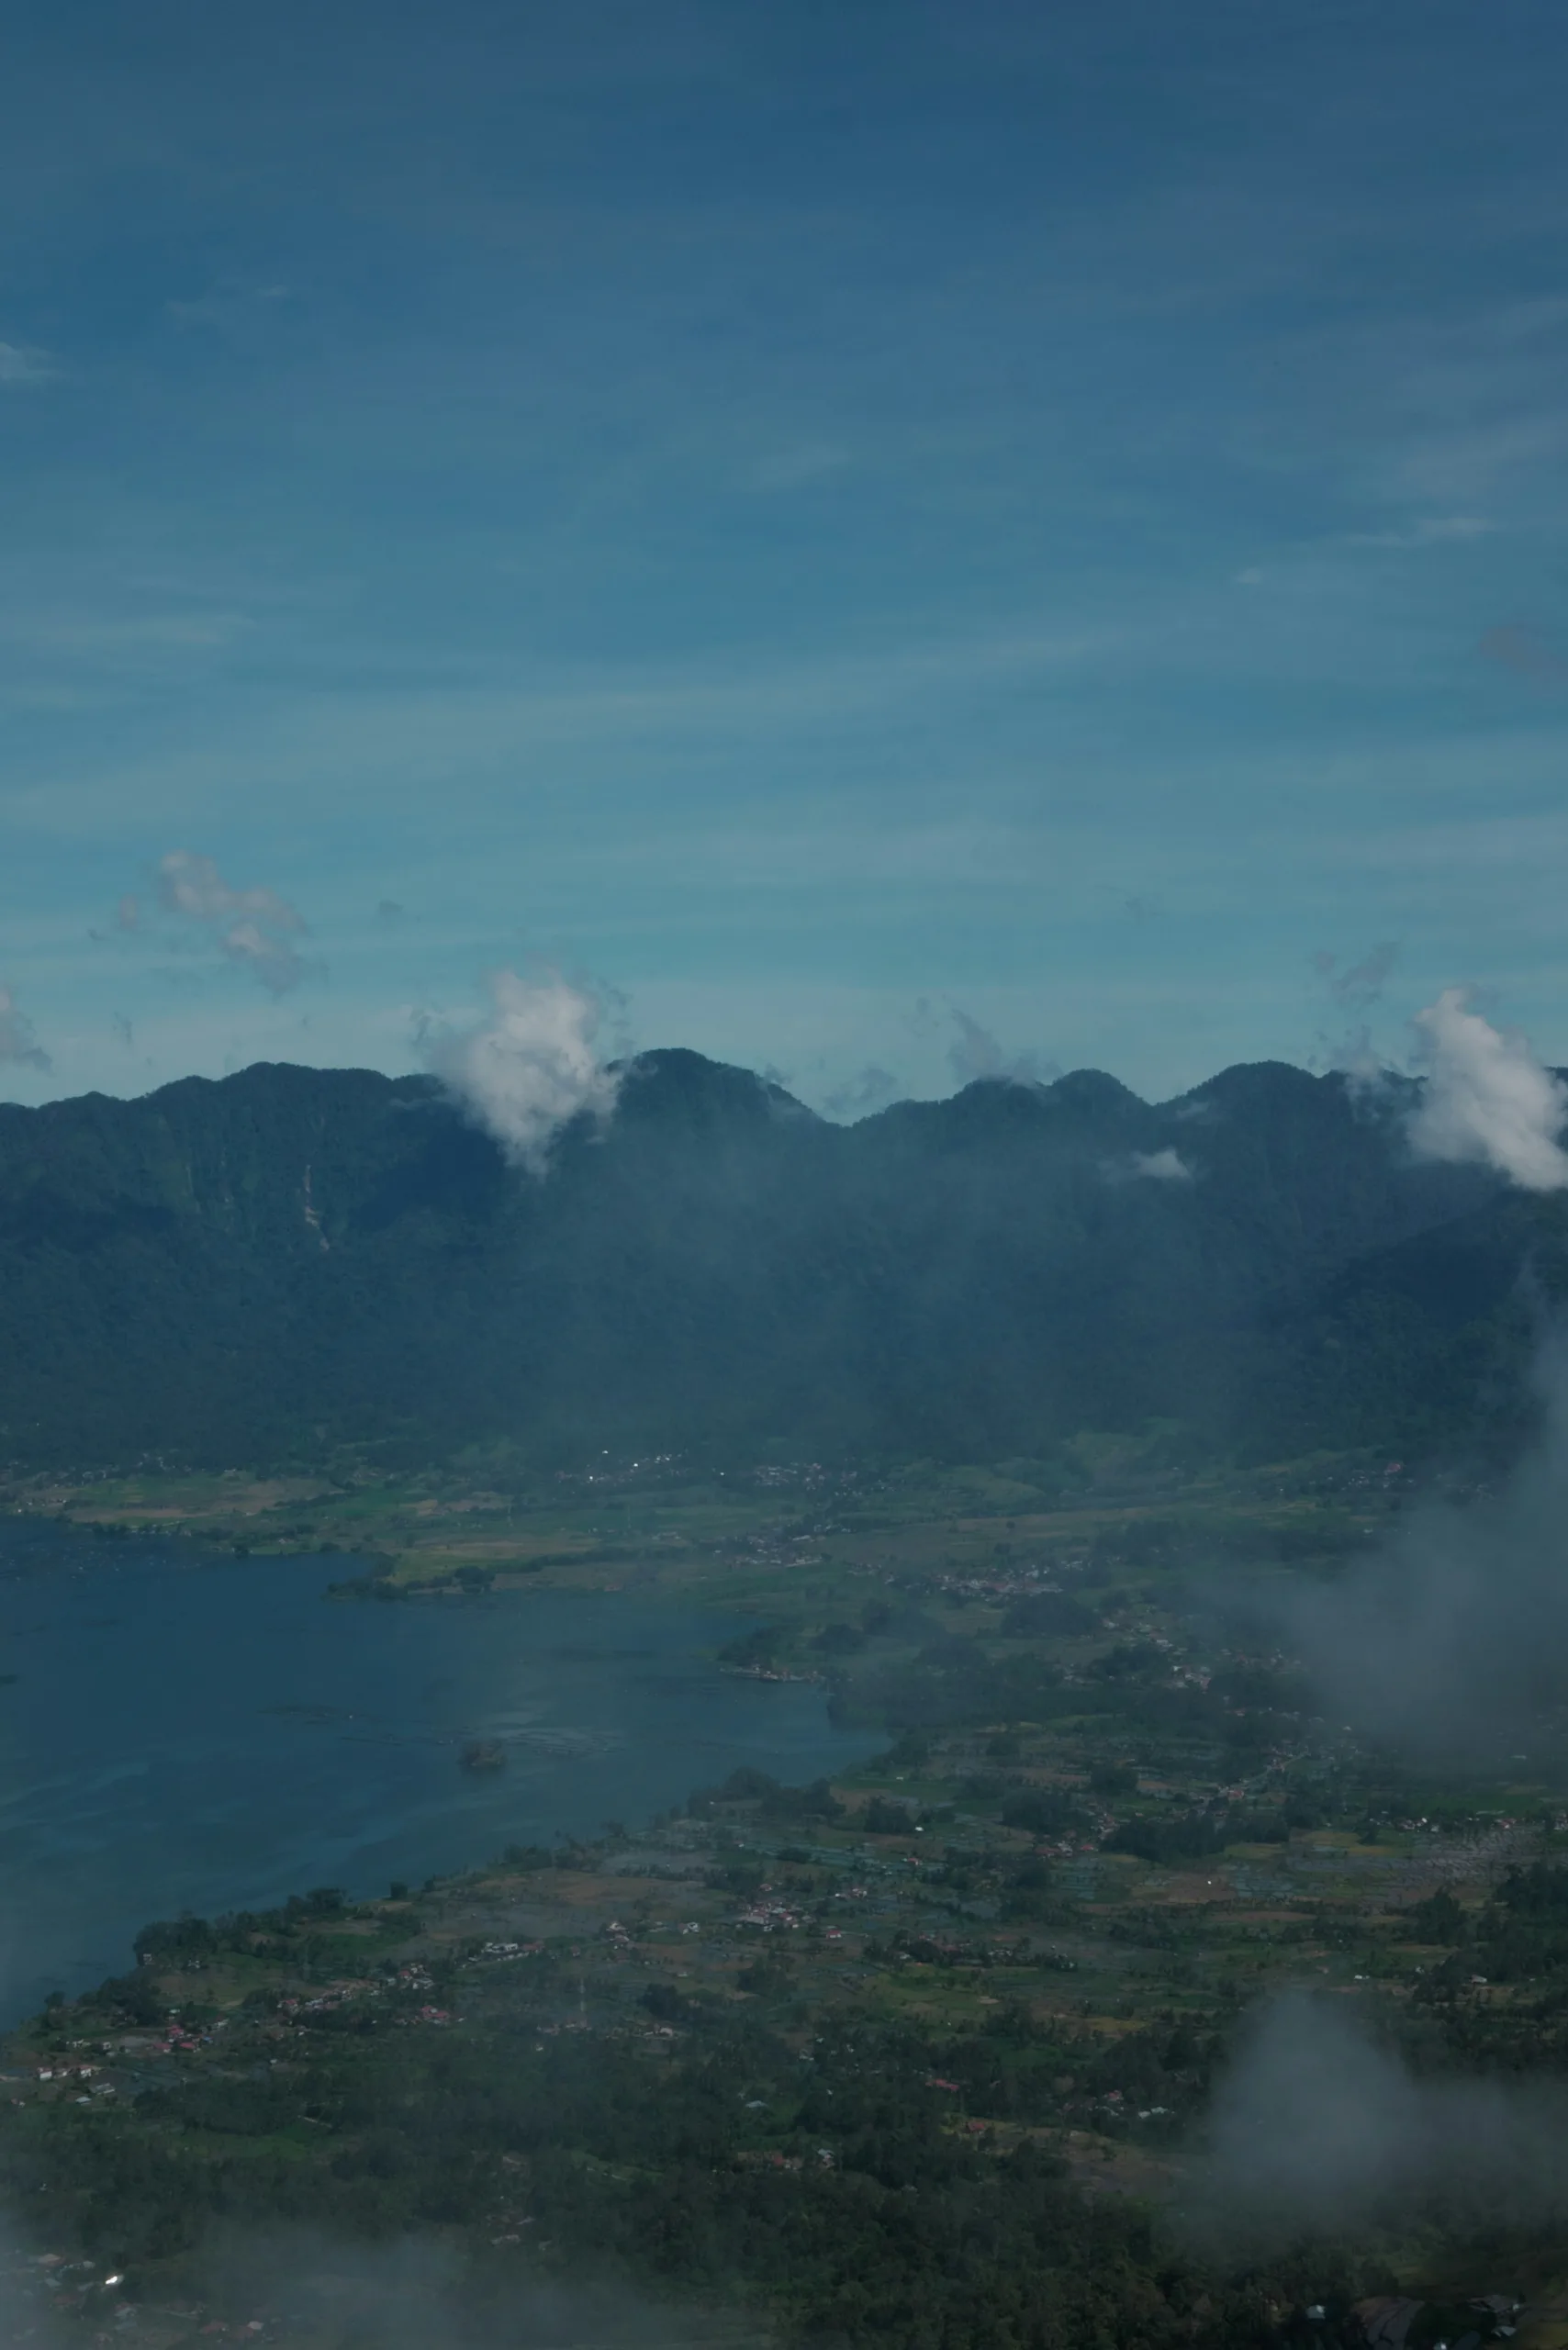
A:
0,1048,1555,1471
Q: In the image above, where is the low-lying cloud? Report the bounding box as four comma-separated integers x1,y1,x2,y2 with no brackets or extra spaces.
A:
430,968,622,1174
5,2218,740,2350
1127,1147,1193,1182
0,985,50,1071
1408,987,1568,1190
187,2225,705,2350
1272,1340,1568,1756
0,2217,66,2349
1191,1991,1568,2247
1101,1146,1195,1184
149,850,312,994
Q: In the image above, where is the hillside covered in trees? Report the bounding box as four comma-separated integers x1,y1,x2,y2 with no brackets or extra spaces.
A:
0,1049,1558,1471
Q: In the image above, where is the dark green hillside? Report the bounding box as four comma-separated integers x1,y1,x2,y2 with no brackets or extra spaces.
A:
0,1047,1548,1469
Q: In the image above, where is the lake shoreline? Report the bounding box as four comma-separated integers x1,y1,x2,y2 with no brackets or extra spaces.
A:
0,1522,880,2027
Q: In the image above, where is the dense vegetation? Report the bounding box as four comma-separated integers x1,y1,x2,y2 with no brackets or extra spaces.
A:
3,1986,1267,2347
1,1823,1400,2350
15,1494,1568,2348
0,1046,1559,1472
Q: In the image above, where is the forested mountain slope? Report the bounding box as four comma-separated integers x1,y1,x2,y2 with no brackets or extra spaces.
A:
0,1048,1552,1469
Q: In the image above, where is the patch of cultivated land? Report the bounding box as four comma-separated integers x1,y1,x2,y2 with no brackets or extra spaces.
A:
9,1441,1566,2344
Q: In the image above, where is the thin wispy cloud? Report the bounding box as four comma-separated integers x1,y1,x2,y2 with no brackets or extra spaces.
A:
823,1063,900,1119
1319,940,1399,1011
142,851,314,995
744,442,852,491
0,341,56,386
946,1009,1058,1089
1308,941,1400,1080
1479,624,1568,687
1400,413,1567,507
0,986,50,1070
166,281,291,336
1347,514,1495,548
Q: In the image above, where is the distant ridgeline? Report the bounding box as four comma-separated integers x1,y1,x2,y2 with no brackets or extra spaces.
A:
0,1047,1562,1471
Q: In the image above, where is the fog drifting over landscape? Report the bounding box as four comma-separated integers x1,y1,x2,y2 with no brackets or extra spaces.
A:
1261,1337,1568,1760
1189,1992,1568,2249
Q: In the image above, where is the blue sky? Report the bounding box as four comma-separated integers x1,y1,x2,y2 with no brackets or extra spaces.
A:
4,0,1568,1113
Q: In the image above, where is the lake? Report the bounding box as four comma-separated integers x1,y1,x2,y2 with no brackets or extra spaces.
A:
0,1523,879,2022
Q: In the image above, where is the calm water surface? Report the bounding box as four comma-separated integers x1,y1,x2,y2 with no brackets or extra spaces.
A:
0,1525,878,2021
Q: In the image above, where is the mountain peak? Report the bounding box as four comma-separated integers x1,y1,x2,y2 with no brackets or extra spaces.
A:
1041,1069,1145,1116
1170,1059,1336,1113
612,1047,818,1131
0,1044,1535,1469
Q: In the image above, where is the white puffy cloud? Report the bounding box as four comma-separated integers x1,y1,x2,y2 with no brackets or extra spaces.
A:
1103,1145,1194,1185
428,969,622,1174
155,850,310,993
1408,986,1568,1190
0,987,49,1070
1127,1147,1193,1181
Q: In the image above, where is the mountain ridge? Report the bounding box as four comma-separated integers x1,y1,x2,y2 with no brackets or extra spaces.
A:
0,1047,1553,1472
